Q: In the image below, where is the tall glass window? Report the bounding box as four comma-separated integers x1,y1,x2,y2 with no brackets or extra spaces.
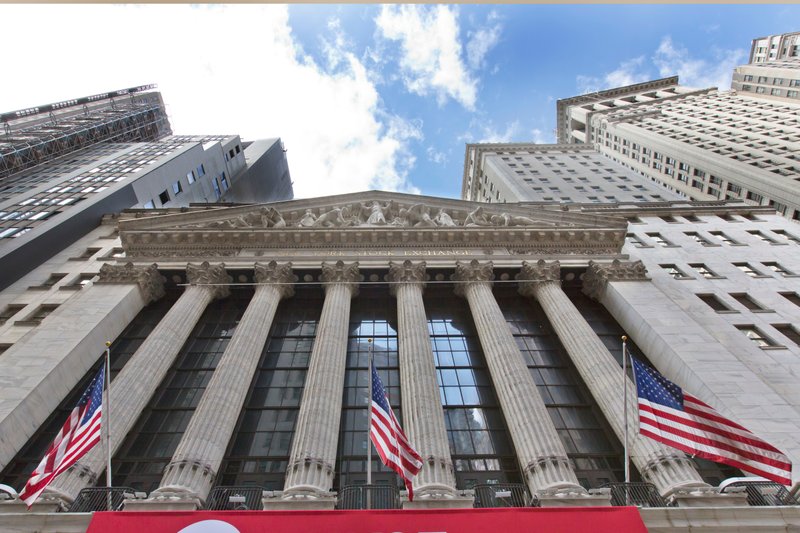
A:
566,288,741,486
495,287,623,489
218,286,322,489
425,286,519,489
109,288,252,492
334,286,400,490
0,288,180,491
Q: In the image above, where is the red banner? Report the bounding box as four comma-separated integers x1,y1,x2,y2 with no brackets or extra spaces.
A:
87,507,647,533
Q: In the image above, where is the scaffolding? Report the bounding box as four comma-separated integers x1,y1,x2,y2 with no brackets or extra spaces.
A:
0,86,172,182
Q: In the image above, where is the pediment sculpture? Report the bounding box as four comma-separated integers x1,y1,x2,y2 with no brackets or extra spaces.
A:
181,202,560,230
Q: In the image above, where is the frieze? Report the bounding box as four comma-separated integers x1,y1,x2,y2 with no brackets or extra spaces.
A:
96,262,165,303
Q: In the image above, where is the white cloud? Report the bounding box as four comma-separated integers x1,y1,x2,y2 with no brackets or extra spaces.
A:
576,56,650,94
466,11,502,70
531,128,553,144
459,119,523,144
427,147,448,165
376,5,478,110
0,4,421,199
653,36,746,90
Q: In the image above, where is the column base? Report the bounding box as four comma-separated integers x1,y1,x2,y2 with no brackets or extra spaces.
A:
264,490,337,510
124,490,202,511
403,490,474,509
669,487,749,507
536,487,612,507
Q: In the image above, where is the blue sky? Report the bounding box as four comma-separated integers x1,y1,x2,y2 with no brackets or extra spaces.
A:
3,5,800,200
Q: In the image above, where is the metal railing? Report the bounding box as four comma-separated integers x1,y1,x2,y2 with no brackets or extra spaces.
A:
205,486,265,511
473,483,534,508
68,487,135,512
721,481,800,507
337,485,401,510
602,482,669,508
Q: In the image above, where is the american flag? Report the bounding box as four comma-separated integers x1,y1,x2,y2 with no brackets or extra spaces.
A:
631,356,792,485
20,365,106,506
370,360,423,500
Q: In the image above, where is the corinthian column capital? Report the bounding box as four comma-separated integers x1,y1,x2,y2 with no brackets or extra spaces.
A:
255,261,297,299
517,260,560,298
186,262,232,300
320,261,360,297
387,260,426,296
452,260,493,297
97,262,165,303
582,259,649,300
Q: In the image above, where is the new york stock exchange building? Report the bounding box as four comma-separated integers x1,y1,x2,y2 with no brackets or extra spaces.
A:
2,191,800,532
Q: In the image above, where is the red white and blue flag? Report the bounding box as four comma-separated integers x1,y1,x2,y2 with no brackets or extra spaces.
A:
631,356,792,485
370,360,423,500
20,365,106,506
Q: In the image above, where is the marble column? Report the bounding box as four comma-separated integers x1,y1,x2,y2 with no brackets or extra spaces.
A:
388,261,461,503
152,262,296,507
47,262,231,503
451,260,586,497
519,259,707,497
282,261,359,502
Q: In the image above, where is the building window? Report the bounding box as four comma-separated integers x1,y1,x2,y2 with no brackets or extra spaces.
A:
730,293,769,312
158,190,170,205
696,294,732,312
0,304,26,325
172,181,183,196
735,325,779,348
212,178,222,200
733,263,765,277
779,292,800,308
660,264,691,279
34,273,67,288
772,324,800,347
70,247,101,261
708,231,740,246
220,286,321,489
762,262,794,275
143,200,155,209
685,232,714,246
187,170,196,184
196,165,206,178
689,263,719,279
773,229,800,243
65,273,99,289
25,304,60,325
646,233,674,247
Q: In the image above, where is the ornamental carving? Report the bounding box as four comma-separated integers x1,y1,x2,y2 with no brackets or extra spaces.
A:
517,260,560,298
582,259,649,300
320,261,360,297
452,260,493,297
96,262,165,303
186,262,232,300
387,260,426,296
254,261,297,299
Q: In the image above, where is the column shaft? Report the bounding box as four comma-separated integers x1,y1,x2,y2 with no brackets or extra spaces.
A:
528,279,706,495
389,261,457,497
453,261,583,494
157,263,294,501
283,262,358,496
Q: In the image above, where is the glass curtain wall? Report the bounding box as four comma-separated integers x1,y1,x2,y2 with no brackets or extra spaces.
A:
0,288,180,491
218,286,323,489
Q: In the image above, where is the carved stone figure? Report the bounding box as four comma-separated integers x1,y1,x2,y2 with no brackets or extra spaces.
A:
433,208,457,227
359,200,393,225
490,213,538,227
297,209,317,227
263,207,286,228
403,203,438,228
464,206,492,227
313,207,349,227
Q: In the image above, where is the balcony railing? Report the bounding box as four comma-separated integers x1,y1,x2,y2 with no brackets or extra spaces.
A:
68,487,135,512
601,482,669,508
473,483,534,508
337,484,401,510
721,480,799,507
205,486,265,511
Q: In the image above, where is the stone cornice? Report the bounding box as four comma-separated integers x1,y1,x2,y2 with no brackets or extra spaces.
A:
387,260,427,296
186,262,232,300
96,262,165,303
254,261,297,299
582,259,649,300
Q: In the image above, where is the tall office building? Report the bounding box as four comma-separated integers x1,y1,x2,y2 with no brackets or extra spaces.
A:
749,31,800,63
731,57,800,103
0,89,294,289
557,77,800,221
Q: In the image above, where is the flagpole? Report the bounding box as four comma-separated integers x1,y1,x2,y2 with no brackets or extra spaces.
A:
621,335,630,485
366,338,373,510
104,341,112,510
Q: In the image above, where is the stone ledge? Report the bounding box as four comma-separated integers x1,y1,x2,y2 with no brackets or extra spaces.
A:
263,490,337,511
640,504,800,532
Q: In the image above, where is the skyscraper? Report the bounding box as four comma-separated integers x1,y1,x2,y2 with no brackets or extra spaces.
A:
557,77,800,220
749,31,800,63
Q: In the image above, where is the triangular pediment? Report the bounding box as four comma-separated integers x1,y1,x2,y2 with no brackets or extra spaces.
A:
116,191,627,258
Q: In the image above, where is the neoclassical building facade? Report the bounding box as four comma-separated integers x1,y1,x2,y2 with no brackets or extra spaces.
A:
2,191,800,530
